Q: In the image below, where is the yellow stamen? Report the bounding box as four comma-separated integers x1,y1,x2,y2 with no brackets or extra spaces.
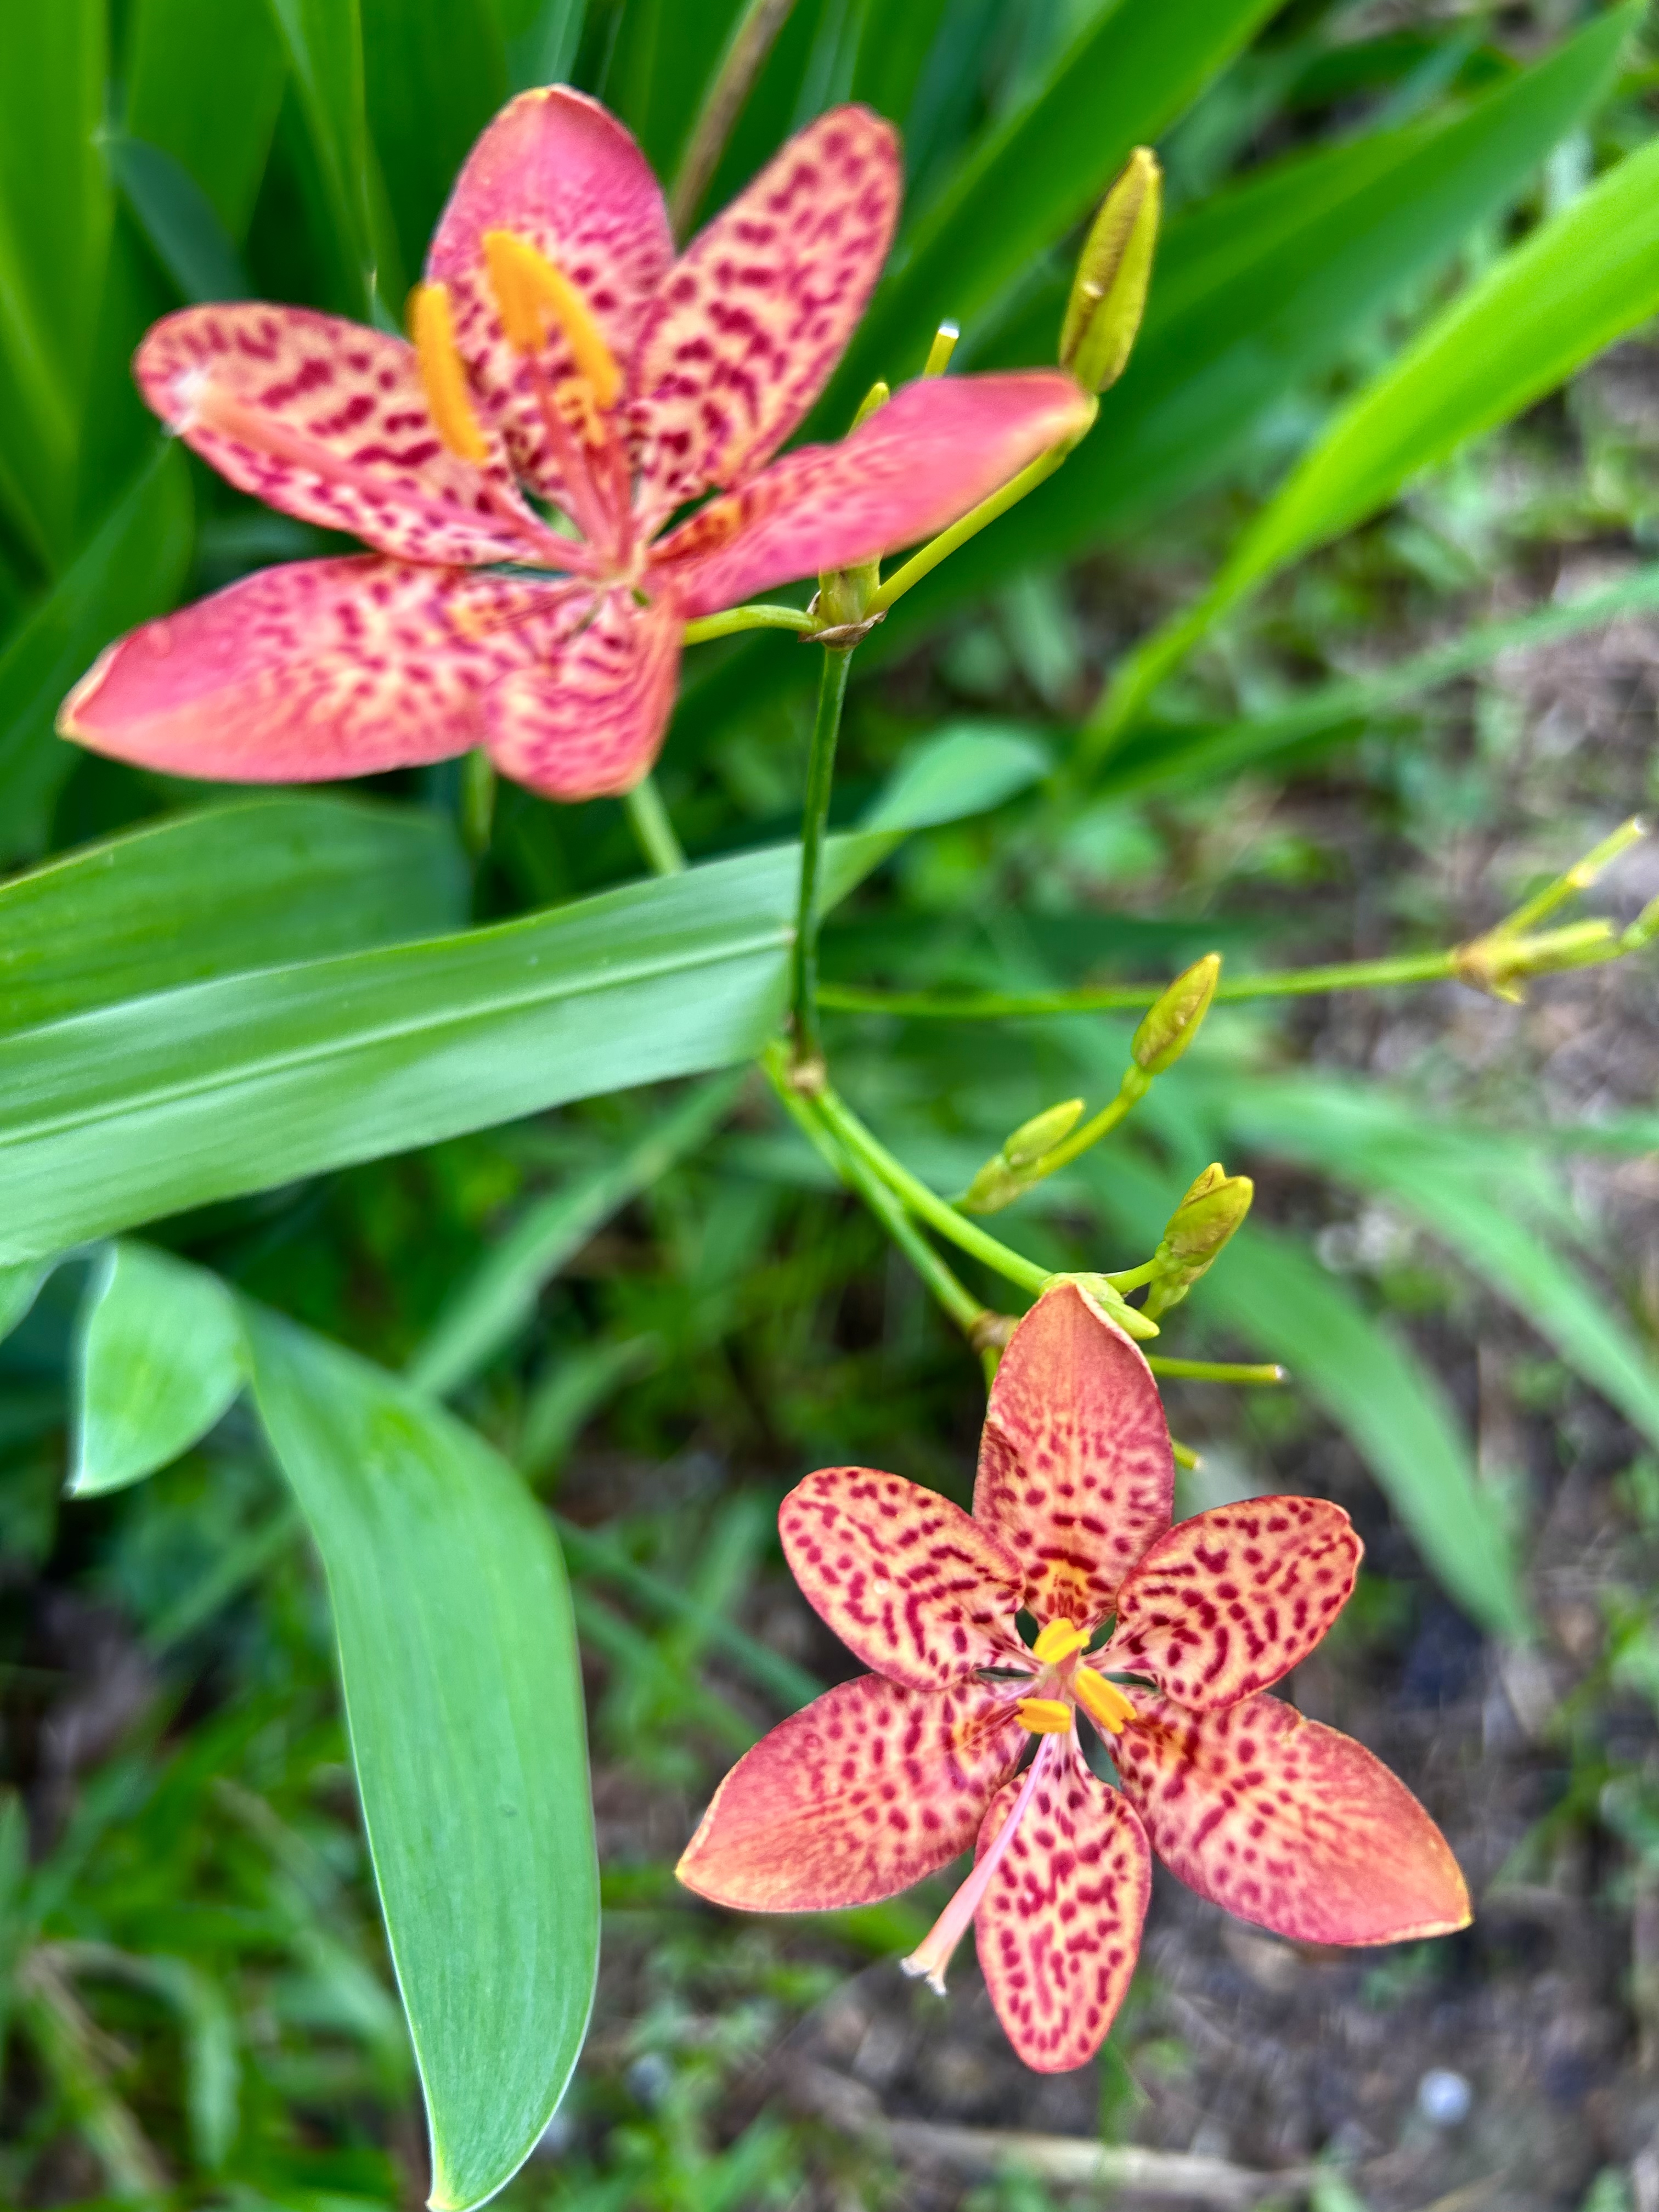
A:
923,320,960,376
1074,1667,1137,1736
483,229,620,409
411,282,488,464
1031,1616,1089,1666
1015,1696,1074,1735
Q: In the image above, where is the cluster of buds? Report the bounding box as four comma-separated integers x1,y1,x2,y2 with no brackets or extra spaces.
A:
1453,814,1655,1001
961,953,1221,1216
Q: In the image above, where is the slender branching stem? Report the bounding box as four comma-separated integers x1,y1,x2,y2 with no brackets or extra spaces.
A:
812,1084,1052,1296
682,601,818,645
1146,1357,1285,1384
624,775,687,876
866,430,1087,618
789,647,853,1075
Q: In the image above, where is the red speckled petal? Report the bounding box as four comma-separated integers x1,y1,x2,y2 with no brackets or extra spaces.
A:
60,556,576,782
973,1283,1174,1632
779,1467,1027,1691
676,1673,1025,1911
975,1743,1151,2073
427,87,673,503
631,105,899,526
136,306,556,567
482,583,681,800
652,371,1093,618
1104,1498,1361,1711
1113,1690,1472,1946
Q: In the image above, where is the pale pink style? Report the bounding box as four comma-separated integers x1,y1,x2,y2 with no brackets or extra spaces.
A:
60,90,1091,800
678,1284,1470,2072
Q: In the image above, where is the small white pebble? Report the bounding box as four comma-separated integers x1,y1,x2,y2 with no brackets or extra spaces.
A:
1417,2068,1473,2126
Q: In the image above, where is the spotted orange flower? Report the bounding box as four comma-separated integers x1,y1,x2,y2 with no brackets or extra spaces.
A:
58,91,1088,802
676,1283,1470,2071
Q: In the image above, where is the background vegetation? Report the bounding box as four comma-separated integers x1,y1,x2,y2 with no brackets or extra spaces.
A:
4,0,1659,2206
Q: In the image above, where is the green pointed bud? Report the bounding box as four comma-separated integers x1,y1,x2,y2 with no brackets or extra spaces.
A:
961,1098,1085,1212
1005,1097,1085,1169
1143,1164,1252,1319
1060,148,1161,395
1624,892,1659,951
1131,952,1221,1076
1048,1272,1160,1341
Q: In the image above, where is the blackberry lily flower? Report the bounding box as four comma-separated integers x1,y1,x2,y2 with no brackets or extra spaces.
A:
59,91,1090,801
677,1283,1470,2071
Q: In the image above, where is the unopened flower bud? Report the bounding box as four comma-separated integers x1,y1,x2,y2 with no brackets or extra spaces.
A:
1131,952,1220,1077
961,1098,1085,1213
1059,148,1161,396
1143,1164,1252,1319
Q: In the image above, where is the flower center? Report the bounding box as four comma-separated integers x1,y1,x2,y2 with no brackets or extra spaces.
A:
1013,1616,1138,1737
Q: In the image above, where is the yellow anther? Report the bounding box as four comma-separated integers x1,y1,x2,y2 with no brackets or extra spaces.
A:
1031,1616,1090,1666
1074,1667,1137,1737
1015,1696,1074,1735
923,320,960,376
411,283,488,464
483,230,620,409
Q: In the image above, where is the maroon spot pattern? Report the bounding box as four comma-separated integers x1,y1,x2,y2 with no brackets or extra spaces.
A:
631,105,900,526
137,307,548,568
974,1745,1151,2072
64,556,578,782
676,1673,1026,1912
427,85,675,507
780,1466,1026,1692
973,1283,1175,1629
1105,1497,1361,1711
1112,1690,1471,1946
482,583,681,800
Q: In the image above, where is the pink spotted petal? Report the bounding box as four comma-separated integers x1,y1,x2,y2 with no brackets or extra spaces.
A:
973,1283,1174,1633
1113,1691,1472,1946
426,87,673,503
975,1742,1151,2073
136,306,558,567
1104,1498,1361,1712
651,371,1094,620
779,1468,1028,1692
676,1673,1026,1912
481,583,681,800
60,557,576,782
631,105,899,527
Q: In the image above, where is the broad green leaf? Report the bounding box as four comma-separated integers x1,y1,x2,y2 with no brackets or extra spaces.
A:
245,1306,597,2212
1090,104,1659,747
605,0,748,179
897,5,1634,636
71,1242,246,1498
860,721,1050,833
0,832,890,1265
0,1261,45,1346
267,0,397,314
0,444,194,862
106,137,251,302
822,0,1282,421
0,0,110,567
1077,1152,1528,1638
126,0,289,238
411,1072,745,1396
0,796,469,1034
362,0,506,280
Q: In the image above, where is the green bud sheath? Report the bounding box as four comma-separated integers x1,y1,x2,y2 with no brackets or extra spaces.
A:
1131,952,1221,1075
1003,1097,1085,1170
1060,147,1161,395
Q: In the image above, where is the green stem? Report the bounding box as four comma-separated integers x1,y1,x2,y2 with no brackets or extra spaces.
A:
667,0,799,237
624,775,687,876
763,1045,988,1338
813,1082,1051,1296
682,601,818,646
1025,1071,1142,1176
865,433,1083,618
791,647,853,1071
1145,1357,1285,1384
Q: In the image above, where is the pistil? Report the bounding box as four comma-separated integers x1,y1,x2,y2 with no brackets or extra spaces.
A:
900,1733,1058,1994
